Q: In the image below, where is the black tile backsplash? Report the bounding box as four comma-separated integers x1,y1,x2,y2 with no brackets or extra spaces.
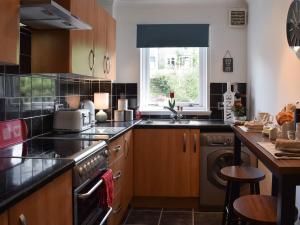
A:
209,82,247,120
0,27,113,139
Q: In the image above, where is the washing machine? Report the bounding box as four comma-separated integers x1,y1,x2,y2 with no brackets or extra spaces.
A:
199,132,257,210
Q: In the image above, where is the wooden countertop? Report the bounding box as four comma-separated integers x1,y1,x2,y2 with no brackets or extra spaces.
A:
232,126,300,175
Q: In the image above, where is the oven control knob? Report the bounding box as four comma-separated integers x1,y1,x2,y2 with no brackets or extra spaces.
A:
104,150,109,157
78,166,84,177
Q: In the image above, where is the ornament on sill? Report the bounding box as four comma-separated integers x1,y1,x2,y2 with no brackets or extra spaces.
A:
168,91,176,109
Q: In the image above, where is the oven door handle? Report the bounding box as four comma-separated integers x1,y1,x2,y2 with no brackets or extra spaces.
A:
99,207,113,225
78,179,103,199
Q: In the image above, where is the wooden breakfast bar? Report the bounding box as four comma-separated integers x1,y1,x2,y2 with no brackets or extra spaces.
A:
232,126,300,225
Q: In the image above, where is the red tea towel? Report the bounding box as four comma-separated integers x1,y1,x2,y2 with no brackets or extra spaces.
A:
99,169,114,207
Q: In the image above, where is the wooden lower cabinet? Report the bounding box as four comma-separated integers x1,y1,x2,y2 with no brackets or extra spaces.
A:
134,129,200,197
8,170,73,225
108,130,133,225
0,211,8,225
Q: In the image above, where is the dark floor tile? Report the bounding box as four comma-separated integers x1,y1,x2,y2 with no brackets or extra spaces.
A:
125,210,161,225
160,212,192,225
163,208,192,212
194,212,222,225
132,208,162,212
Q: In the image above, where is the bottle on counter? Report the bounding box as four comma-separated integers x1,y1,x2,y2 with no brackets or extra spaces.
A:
223,82,234,122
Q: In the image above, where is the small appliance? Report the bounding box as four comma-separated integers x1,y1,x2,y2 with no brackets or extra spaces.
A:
53,109,91,132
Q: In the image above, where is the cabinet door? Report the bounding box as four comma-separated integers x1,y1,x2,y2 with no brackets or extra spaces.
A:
0,211,8,225
0,0,19,64
93,4,108,78
134,129,192,197
106,14,116,81
189,129,200,197
124,130,133,206
70,0,95,76
9,171,73,225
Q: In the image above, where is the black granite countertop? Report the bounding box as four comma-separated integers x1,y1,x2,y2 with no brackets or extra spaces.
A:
135,119,232,132
0,157,74,213
0,119,231,213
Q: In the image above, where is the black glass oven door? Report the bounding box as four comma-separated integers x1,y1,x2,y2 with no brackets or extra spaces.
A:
74,176,112,225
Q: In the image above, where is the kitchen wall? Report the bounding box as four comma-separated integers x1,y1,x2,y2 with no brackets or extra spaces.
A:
247,0,300,117
247,0,300,216
114,0,248,84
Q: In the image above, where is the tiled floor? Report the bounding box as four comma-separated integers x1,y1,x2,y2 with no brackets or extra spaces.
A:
122,208,223,225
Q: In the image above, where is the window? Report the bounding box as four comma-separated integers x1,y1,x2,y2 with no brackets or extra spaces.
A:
140,47,208,111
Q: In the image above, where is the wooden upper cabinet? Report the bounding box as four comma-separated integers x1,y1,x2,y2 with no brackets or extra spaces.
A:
105,15,116,80
93,9,116,80
8,171,73,225
134,129,199,197
31,0,116,80
70,0,95,76
0,211,8,225
0,0,19,65
94,5,107,78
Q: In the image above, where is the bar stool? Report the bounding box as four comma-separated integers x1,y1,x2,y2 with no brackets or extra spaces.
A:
221,166,265,225
233,195,276,225
234,195,299,225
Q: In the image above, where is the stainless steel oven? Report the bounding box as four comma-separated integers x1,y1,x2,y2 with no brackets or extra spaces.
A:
73,144,112,225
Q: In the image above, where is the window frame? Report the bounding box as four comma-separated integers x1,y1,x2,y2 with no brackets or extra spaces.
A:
139,47,208,112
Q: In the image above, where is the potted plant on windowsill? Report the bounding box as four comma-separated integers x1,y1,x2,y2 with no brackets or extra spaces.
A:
231,102,246,121
168,91,176,109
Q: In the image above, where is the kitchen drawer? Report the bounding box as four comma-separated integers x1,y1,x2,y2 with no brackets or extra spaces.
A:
0,211,8,225
108,191,126,225
110,155,125,196
109,136,125,165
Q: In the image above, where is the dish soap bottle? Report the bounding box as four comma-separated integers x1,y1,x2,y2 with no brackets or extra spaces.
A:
223,82,234,122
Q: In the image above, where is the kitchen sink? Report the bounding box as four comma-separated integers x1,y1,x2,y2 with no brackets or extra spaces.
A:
140,119,201,126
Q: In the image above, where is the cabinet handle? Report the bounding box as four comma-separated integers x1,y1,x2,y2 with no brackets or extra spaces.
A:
106,56,111,74
92,50,95,70
193,133,197,153
113,204,122,214
112,145,121,152
103,56,107,74
113,171,122,180
125,139,129,158
19,214,27,225
183,133,187,152
88,49,93,71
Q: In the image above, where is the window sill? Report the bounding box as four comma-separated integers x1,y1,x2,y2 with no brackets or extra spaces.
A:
140,109,212,116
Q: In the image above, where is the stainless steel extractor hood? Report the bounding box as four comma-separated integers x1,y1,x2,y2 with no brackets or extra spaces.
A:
20,0,92,30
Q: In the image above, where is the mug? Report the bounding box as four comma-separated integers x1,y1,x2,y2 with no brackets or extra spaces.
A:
258,112,273,125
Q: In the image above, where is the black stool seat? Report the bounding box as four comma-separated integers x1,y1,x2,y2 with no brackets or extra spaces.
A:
220,166,265,183
233,195,277,225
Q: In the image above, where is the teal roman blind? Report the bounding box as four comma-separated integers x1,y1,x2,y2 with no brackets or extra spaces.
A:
137,24,210,48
